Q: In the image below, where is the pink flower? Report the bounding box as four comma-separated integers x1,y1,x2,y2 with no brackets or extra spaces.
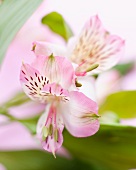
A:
20,54,99,156
32,15,125,76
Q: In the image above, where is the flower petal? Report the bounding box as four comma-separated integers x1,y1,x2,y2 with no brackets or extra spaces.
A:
69,15,125,75
32,55,75,89
32,41,66,56
77,76,97,101
20,63,50,102
37,104,64,154
62,91,100,137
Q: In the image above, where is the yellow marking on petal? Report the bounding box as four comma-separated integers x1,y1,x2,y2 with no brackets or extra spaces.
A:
86,63,99,72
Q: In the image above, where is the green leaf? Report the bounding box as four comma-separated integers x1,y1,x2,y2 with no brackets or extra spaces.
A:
0,150,93,170
42,11,73,42
63,124,136,170
99,91,136,118
113,62,134,75
0,0,43,65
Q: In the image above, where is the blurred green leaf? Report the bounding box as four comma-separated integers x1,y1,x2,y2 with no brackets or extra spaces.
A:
0,150,93,170
1,92,30,109
0,0,43,64
42,11,73,41
63,124,136,170
113,62,134,75
99,91,136,118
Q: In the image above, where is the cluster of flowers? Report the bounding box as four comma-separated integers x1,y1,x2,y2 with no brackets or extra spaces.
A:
20,15,124,156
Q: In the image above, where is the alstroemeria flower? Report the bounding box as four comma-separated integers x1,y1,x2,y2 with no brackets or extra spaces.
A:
20,54,99,156
32,15,125,76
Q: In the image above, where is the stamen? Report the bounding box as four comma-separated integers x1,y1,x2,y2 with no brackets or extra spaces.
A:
48,124,53,136
42,126,49,138
54,129,58,142
75,80,82,87
32,44,36,51
86,63,99,72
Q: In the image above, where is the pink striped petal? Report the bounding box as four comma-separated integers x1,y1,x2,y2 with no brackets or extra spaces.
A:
20,63,70,103
20,63,50,102
62,91,100,137
70,15,125,75
32,41,66,56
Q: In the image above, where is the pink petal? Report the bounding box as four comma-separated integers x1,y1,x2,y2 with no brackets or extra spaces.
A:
70,15,125,75
32,41,66,56
32,55,75,89
62,91,100,137
20,63,50,102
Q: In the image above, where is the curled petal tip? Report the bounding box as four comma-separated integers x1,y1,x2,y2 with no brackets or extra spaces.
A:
52,151,56,158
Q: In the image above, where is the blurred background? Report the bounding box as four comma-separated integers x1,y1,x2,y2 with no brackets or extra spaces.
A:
0,0,136,170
